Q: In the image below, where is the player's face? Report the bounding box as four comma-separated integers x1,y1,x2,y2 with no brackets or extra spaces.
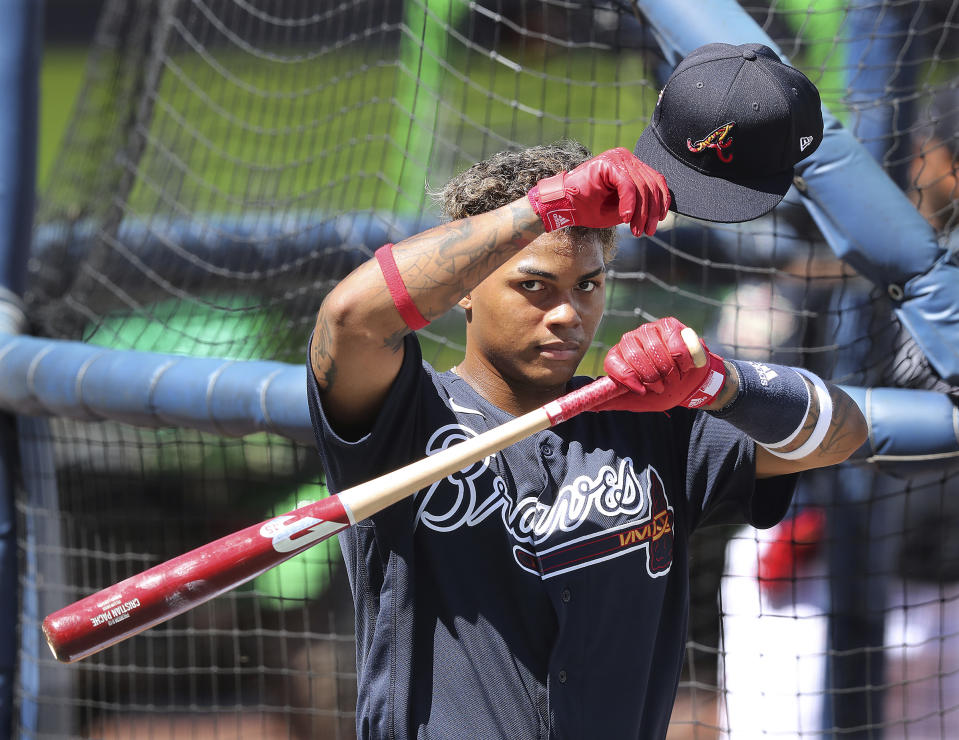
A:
461,231,606,391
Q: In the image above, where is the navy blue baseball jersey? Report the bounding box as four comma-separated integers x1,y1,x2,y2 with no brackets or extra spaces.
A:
307,334,796,739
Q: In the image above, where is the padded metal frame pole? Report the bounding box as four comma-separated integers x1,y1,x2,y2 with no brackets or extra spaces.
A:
0,0,41,735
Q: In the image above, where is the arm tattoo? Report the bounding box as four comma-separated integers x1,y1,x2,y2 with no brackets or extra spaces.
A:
818,387,864,457
783,381,863,460
395,200,542,320
310,311,337,391
799,376,820,442
382,326,407,352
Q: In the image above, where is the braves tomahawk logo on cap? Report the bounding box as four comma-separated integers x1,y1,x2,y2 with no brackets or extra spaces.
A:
634,42,823,223
686,122,736,163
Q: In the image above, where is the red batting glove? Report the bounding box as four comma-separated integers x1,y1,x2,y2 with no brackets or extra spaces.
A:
594,317,727,413
527,147,670,237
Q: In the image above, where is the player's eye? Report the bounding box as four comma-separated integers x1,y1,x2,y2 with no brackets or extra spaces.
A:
577,280,598,293
520,280,545,292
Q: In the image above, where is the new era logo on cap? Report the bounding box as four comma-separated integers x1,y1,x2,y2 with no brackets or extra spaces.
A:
799,135,814,151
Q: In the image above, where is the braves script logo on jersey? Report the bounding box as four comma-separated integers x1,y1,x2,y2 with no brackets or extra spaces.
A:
687,121,735,163
413,423,674,579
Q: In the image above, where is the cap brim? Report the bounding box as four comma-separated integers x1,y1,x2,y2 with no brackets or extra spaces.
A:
634,126,794,224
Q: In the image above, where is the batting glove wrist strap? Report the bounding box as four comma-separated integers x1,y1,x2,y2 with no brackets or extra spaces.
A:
708,360,832,459
528,174,577,232
682,351,727,408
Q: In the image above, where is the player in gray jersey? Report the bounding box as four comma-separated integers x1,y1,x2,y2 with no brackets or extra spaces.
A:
308,43,868,740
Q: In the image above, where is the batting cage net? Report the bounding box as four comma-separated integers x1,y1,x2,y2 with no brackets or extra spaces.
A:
12,0,959,737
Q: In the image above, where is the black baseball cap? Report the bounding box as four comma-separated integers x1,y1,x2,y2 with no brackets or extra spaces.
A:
634,42,823,223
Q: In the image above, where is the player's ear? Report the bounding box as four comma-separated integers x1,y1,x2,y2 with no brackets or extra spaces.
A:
459,293,472,321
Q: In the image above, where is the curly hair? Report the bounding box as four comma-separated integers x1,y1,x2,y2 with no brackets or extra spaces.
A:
434,140,619,262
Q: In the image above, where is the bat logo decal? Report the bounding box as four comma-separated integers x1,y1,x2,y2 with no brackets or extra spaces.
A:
261,513,348,554
687,121,735,163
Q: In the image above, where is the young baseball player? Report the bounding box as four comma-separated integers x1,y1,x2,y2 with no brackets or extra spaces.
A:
307,43,868,738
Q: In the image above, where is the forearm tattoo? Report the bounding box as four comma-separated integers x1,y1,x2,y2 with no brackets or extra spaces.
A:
775,376,819,454
312,200,540,394
310,311,337,391
396,201,542,320
817,386,864,458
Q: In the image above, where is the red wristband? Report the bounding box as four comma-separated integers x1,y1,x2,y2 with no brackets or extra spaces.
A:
375,244,429,330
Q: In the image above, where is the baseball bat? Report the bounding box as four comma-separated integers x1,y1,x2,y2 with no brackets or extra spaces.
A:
43,329,706,663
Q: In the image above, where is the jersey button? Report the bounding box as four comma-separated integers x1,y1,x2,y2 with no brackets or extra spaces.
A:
558,669,568,684
540,442,553,458
561,588,571,603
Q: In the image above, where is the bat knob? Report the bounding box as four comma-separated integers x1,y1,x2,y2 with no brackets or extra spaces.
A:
680,327,707,368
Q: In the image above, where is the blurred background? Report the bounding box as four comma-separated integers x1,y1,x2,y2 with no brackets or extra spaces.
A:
40,1,104,187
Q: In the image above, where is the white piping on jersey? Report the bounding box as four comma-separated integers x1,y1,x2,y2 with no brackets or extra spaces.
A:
449,398,486,418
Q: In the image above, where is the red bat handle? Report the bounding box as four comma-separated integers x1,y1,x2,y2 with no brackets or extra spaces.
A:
543,326,707,423
543,375,624,424
42,496,352,663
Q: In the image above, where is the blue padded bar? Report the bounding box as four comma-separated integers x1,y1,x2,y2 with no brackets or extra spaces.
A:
258,364,315,439
79,351,201,430
0,333,315,446
841,385,959,466
16,339,107,421
149,357,250,432
801,119,945,281
0,333,956,468
0,337,104,419
31,212,419,271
